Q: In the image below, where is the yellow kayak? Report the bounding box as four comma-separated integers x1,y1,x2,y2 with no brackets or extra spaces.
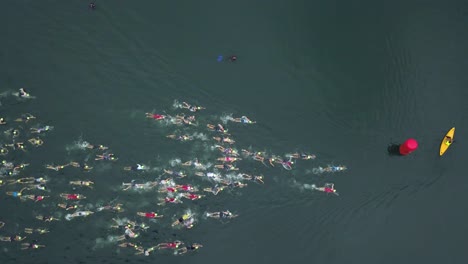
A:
439,127,455,156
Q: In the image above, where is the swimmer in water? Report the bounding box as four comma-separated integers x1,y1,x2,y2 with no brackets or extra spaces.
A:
21,240,45,250
281,158,294,170
172,214,195,229
35,215,59,222
203,185,225,195
86,144,108,150
22,194,49,202
137,212,163,219
287,152,316,160
30,125,53,134
96,203,124,213
155,240,183,250
145,113,166,120
0,235,27,242
175,184,197,192
119,242,146,255
229,55,237,62
207,124,228,134
181,102,205,112
95,153,118,161
157,196,183,206
7,177,45,185
2,160,14,169
0,147,8,155
215,145,239,156
5,142,27,152
311,183,339,196
68,162,93,172
28,138,44,147
15,113,36,123
268,155,282,167
13,162,29,171
230,116,256,124
89,2,96,9
176,243,203,255
57,203,81,211
124,164,148,171
321,165,347,173
24,228,49,235
45,163,69,171
159,186,177,193
28,184,47,191
175,114,196,126
240,174,265,184
163,169,186,178
0,221,4,229
69,180,94,188
60,193,86,200
6,187,29,198
182,193,204,201
0,118,5,125
221,180,248,189
116,226,139,240
214,163,239,171
13,88,33,99
65,211,94,220
206,210,238,219
122,180,158,191
217,156,241,163
195,171,222,181
213,136,235,144
182,158,207,170
166,134,193,142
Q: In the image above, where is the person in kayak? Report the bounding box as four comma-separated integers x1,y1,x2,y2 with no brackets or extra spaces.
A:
445,136,453,145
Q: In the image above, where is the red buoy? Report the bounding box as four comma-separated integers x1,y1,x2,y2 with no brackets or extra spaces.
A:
399,138,418,155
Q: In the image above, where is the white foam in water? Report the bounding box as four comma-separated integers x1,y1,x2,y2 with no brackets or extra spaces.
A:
93,236,120,250
192,132,208,141
65,137,90,152
290,179,317,192
172,99,182,109
170,158,181,167
220,114,234,124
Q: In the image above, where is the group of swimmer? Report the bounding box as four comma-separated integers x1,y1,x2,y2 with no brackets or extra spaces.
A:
0,92,346,257
0,90,52,250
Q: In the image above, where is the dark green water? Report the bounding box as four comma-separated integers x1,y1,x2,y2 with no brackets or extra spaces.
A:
2,1,468,263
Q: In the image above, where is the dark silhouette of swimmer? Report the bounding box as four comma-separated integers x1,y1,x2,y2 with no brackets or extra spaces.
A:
229,55,237,62
89,2,96,9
